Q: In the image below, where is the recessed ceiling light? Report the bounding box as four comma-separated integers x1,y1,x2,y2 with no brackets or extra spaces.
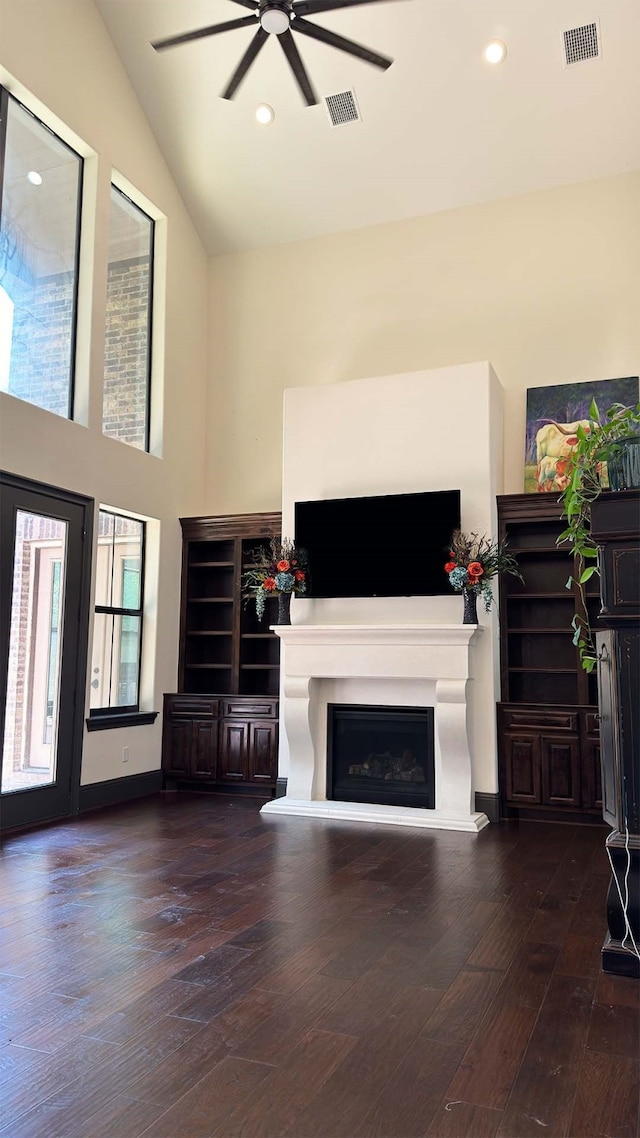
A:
255,103,275,125
27,170,43,185
483,40,507,64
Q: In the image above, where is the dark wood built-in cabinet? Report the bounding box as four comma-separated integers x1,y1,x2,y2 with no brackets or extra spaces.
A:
161,513,281,794
497,494,602,821
590,489,639,978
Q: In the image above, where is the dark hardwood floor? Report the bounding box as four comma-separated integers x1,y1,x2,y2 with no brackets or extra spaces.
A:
0,795,638,1138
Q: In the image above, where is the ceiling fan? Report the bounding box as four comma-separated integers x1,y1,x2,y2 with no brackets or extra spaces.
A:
152,0,402,106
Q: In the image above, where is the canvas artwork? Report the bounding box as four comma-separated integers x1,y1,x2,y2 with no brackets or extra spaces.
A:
524,376,640,493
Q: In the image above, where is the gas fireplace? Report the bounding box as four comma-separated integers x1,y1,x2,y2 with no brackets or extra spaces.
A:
328,704,435,809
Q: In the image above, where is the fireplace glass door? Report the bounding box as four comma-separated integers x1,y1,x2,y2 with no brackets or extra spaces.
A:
327,704,435,809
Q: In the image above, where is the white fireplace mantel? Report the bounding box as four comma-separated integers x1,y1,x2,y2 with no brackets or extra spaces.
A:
261,623,489,833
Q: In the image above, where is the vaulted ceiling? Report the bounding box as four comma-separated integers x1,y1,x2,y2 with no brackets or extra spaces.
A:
95,0,640,255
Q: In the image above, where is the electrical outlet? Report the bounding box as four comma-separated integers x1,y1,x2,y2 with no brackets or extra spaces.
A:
122,746,130,763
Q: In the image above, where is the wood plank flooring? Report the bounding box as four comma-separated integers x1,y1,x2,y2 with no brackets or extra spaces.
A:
0,794,638,1138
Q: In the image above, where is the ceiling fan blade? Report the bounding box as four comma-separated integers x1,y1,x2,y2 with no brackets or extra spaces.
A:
222,27,269,99
293,16,393,69
226,0,259,8
153,15,257,52
293,0,403,14
279,29,319,106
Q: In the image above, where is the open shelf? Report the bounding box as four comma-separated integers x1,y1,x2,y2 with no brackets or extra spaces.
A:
187,631,232,637
497,493,601,821
179,514,281,698
189,560,235,568
188,597,234,604
506,627,574,634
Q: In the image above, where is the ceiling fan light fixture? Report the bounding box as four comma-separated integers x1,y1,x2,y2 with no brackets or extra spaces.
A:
483,39,507,64
260,4,290,35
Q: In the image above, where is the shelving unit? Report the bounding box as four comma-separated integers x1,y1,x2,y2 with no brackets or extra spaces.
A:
497,494,602,821
162,512,282,793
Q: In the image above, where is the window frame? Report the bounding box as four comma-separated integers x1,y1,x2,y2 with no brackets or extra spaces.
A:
0,86,84,421
88,508,147,728
103,183,155,453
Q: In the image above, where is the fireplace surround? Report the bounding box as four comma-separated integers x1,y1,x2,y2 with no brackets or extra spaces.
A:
261,623,489,831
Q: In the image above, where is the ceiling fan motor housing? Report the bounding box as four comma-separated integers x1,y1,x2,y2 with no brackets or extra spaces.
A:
260,2,291,35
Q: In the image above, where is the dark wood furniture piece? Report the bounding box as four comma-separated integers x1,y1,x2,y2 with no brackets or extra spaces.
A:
497,494,602,821
591,489,640,978
161,513,281,794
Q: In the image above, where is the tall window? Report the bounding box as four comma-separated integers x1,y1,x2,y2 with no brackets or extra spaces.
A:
102,186,154,451
90,510,144,715
0,88,83,418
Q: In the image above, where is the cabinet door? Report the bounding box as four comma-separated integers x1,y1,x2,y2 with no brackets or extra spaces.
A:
502,734,542,804
163,719,193,777
248,721,277,784
219,720,248,781
541,734,581,807
192,721,218,779
582,735,603,812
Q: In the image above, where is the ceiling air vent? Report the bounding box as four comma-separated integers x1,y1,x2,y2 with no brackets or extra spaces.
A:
324,89,361,128
562,21,600,65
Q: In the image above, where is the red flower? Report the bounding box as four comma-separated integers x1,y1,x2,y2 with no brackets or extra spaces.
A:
263,577,276,591
444,561,456,573
467,562,484,578
294,570,305,581
277,559,290,572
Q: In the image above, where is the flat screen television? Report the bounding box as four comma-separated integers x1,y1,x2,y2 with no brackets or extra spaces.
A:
294,489,461,598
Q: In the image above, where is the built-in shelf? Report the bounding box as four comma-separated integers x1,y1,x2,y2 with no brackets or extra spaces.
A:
188,597,234,604
187,631,232,637
506,592,573,600
497,493,601,823
508,666,576,674
513,547,571,555
507,627,573,634
189,561,235,568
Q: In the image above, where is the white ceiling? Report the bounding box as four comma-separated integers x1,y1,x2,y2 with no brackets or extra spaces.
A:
95,0,640,256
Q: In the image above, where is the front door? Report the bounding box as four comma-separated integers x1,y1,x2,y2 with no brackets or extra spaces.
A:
0,473,92,831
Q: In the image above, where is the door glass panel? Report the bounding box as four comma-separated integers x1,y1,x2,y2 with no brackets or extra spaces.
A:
1,511,68,793
89,612,141,709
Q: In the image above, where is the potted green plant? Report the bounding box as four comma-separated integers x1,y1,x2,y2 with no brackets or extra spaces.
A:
557,398,640,671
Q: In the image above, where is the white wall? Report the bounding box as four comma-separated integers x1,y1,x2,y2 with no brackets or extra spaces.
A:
0,0,209,784
280,363,503,794
208,170,640,513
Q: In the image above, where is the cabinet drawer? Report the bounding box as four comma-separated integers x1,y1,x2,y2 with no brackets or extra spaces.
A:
165,695,219,718
223,699,278,719
501,708,578,732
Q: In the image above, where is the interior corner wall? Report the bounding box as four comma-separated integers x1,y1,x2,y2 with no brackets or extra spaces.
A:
0,0,209,785
207,169,640,514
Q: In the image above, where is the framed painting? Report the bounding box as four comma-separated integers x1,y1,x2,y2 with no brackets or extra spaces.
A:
524,376,640,493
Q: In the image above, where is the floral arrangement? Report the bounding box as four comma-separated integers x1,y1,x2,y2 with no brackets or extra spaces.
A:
444,530,523,612
242,538,308,620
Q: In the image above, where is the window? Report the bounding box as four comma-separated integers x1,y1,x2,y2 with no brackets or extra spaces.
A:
0,87,83,417
102,185,154,451
90,510,144,716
